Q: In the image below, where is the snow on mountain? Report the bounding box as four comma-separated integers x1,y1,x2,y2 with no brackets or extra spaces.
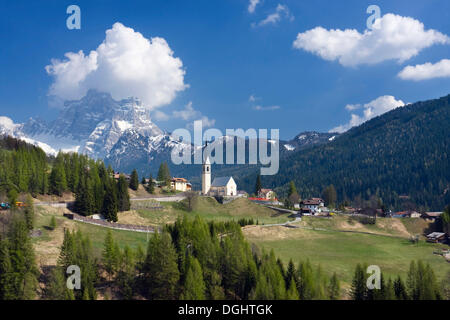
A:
284,144,295,151
0,90,182,167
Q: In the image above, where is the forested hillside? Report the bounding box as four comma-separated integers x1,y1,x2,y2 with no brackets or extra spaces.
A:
0,136,130,221
241,94,450,210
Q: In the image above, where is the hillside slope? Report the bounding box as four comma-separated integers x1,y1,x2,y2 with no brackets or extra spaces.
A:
245,94,450,210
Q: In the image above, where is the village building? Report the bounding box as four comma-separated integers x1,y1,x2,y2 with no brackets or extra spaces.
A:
113,172,131,182
170,177,192,192
301,198,325,213
237,190,248,198
422,212,443,221
426,232,447,243
209,177,237,197
392,210,421,218
258,188,276,200
202,156,237,196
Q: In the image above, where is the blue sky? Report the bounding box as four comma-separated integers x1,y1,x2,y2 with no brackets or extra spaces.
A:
1,0,449,139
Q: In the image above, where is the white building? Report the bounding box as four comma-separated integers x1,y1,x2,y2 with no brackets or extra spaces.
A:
171,178,191,192
209,177,237,197
202,156,211,195
301,198,325,213
202,155,237,196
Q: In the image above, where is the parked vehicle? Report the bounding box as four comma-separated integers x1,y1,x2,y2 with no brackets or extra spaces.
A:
0,202,11,210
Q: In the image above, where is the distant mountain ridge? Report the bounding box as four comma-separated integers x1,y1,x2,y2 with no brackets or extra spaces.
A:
240,94,450,211
0,90,330,179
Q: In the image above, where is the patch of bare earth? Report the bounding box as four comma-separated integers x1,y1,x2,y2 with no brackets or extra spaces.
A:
243,225,324,241
118,210,151,226
376,219,410,237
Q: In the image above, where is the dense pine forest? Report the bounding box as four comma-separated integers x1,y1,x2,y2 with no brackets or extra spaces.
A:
1,213,448,300
241,94,450,211
0,135,448,300
0,136,130,222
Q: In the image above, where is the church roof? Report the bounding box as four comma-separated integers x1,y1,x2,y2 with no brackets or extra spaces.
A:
211,176,234,187
203,156,211,165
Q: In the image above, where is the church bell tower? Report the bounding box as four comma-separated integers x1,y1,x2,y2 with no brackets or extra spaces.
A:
202,156,211,195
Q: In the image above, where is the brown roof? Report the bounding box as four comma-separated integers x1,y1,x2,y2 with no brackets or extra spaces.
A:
424,212,443,217
172,177,188,183
302,198,323,205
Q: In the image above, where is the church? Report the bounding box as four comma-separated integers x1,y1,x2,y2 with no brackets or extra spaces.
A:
202,156,237,196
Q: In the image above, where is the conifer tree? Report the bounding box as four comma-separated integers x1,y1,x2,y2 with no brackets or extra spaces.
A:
102,181,118,222
157,162,171,186
286,278,300,300
143,232,180,299
147,174,155,194
328,272,340,300
182,255,206,300
255,174,262,196
102,230,117,280
394,276,408,300
0,238,13,300
49,154,68,196
45,267,70,300
7,214,39,299
117,175,130,212
130,169,139,191
350,263,367,300
23,194,34,231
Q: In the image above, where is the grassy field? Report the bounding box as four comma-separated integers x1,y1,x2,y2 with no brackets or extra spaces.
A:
31,197,449,297
32,206,148,266
125,197,292,227
243,216,450,292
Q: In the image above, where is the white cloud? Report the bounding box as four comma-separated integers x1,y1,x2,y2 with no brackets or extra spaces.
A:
152,110,170,121
252,4,294,28
248,0,260,13
253,105,280,111
330,95,405,133
155,101,216,128
249,94,261,102
172,101,198,120
45,22,187,109
293,13,449,67
197,116,216,128
398,59,450,81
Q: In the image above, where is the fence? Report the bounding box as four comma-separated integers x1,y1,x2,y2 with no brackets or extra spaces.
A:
67,213,157,233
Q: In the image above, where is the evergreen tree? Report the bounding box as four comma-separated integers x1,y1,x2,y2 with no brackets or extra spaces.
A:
157,162,171,186
49,154,68,196
182,255,206,300
385,278,396,300
322,184,337,208
393,276,408,300
147,174,155,194
350,263,367,300
45,267,71,300
23,194,34,231
49,216,57,230
117,245,136,300
255,174,262,196
130,169,139,191
328,272,340,300
0,238,13,300
7,214,39,299
288,181,297,197
102,230,118,281
102,181,118,222
117,175,130,212
143,232,180,299
286,278,300,300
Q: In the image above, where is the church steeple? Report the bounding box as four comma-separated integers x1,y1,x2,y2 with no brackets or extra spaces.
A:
202,155,211,195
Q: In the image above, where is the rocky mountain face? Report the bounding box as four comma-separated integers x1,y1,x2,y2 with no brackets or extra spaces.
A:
0,90,336,180
0,90,187,171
